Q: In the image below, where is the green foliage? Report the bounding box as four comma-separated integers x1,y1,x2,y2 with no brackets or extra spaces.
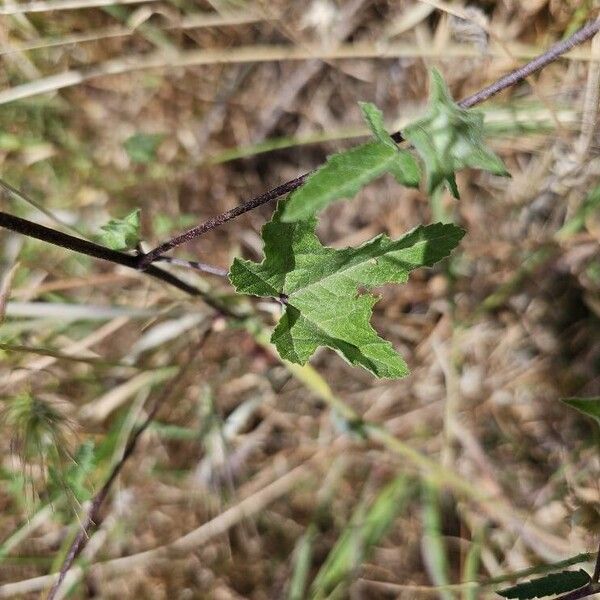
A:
310,476,413,597
281,142,419,222
282,100,419,222
404,69,508,197
239,72,515,375
99,208,141,250
230,201,464,378
497,569,591,599
358,101,397,148
123,132,164,164
562,397,600,426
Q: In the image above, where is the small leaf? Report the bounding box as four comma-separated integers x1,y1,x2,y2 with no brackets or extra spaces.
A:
99,209,141,250
359,101,397,148
360,101,421,185
389,150,421,187
498,570,591,599
562,397,600,426
282,142,418,222
123,132,163,164
404,69,508,198
230,201,464,378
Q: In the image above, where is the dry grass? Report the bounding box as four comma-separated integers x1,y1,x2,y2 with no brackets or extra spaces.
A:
0,1,599,598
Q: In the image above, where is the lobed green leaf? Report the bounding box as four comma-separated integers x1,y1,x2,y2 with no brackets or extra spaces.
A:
229,201,464,378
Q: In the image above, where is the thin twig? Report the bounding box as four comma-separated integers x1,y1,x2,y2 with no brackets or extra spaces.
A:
457,18,600,110
45,332,211,600
0,211,201,297
155,256,228,277
0,178,86,238
139,18,600,267
2,20,599,274
138,172,311,267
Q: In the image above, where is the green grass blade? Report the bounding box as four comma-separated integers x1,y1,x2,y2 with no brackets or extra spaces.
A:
310,475,413,597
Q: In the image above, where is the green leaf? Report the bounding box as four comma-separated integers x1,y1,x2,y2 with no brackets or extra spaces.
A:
359,101,397,149
282,100,419,223
404,69,508,198
99,209,141,250
229,201,464,378
388,149,421,186
498,569,591,599
562,397,600,426
281,141,419,222
123,132,164,164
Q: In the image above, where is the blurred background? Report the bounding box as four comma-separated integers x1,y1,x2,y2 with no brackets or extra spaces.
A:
0,1,599,598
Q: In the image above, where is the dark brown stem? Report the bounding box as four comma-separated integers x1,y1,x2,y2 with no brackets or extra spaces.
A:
45,333,212,600
0,211,201,297
139,18,600,265
458,18,600,111
3,19,600,274
138,172,312,268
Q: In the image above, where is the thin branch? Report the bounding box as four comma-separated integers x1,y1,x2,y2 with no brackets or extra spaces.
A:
0,211,201,297
45,333,211,600
155,256,228,277
0,178,86,238
138,172,311,267
2,20,599,276
457,18,600,110
139,17,600,267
